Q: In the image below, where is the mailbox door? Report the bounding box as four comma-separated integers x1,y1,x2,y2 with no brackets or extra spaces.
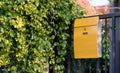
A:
74,17,100,59
74,25,98,58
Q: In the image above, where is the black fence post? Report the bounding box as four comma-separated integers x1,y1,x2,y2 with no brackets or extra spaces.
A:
105,18,108,73
96,59,100,73
110,16,116,73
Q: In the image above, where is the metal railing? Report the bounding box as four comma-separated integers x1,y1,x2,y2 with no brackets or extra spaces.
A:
70,13,120,73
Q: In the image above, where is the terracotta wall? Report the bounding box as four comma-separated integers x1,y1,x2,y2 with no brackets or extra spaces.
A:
75,0,109,16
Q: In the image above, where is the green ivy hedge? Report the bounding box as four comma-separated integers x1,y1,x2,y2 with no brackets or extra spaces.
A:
0,0,84,73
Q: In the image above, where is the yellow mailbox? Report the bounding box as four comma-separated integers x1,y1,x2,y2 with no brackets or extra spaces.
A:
74,16,101,59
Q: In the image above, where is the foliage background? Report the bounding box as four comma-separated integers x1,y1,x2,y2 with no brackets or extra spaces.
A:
0,0,84,73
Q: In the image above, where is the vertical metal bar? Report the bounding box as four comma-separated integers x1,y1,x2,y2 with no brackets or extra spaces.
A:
115,17,120,73
81,59,85,73
115,17,118,73
105,18,107,73
113,16,116,73
117,17,120,73
110,16,116,73
89,63,91,73
0,67,3,73
67,55,70,73
78,60,81,73
79,59,83,73
96,59,100,73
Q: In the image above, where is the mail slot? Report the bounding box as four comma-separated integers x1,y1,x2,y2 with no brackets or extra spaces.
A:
74,16,101,59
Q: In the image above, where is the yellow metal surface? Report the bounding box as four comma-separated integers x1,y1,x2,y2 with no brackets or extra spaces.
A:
74,17,99,27
74,17,100,59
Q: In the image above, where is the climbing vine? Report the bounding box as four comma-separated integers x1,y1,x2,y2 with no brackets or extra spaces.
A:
0,0,84,73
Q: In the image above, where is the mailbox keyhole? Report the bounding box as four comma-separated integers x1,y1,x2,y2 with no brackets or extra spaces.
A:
84,28,86,31
83,28,88,35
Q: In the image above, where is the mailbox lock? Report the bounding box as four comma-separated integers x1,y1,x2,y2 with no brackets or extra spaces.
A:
83,28,88,35
84,28,86,31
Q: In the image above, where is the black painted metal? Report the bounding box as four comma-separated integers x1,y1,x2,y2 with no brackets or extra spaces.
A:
105,18,108,73
84,13,120,73
83,13,120,19
0,66,4,73
111,16,116,73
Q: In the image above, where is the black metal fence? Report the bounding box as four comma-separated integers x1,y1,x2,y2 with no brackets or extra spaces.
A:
99,13,120,73
68,13,120,73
